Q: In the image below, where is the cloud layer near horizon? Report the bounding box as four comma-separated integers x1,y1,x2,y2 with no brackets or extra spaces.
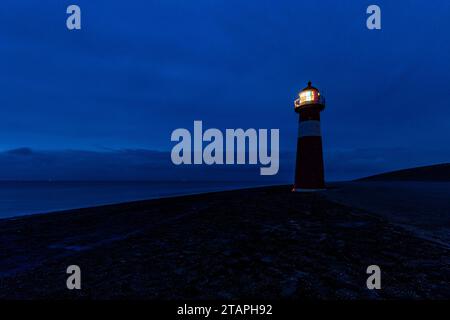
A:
1,147,448,182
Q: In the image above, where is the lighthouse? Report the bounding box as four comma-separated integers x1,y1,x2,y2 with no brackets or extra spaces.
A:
293,81,326,191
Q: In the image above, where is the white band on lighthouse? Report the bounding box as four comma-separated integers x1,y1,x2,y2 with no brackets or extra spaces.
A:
298,120,321,137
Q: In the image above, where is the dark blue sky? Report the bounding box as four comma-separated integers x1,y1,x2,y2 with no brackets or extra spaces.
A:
0,0,449,181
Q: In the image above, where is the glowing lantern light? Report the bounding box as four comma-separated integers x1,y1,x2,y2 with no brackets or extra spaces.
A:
294,81,325,111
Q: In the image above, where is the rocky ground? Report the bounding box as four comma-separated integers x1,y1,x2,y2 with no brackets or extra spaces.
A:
0,186,449,299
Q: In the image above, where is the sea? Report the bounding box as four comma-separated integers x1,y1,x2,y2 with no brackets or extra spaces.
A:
0,181,273,219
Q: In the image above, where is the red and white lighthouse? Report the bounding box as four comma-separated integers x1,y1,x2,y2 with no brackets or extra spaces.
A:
293,81,326,191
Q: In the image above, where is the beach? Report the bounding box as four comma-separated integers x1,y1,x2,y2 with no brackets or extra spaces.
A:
1,185,449,299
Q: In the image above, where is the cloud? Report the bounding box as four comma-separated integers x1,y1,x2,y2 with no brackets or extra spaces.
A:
6,147,33,156
0,147,448,182
0,148,291,182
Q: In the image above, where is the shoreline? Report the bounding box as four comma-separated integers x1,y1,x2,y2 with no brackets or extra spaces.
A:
5,179,449,221
0,182,285,221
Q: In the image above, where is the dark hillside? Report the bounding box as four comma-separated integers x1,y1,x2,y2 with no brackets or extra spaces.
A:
359,163,450,181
